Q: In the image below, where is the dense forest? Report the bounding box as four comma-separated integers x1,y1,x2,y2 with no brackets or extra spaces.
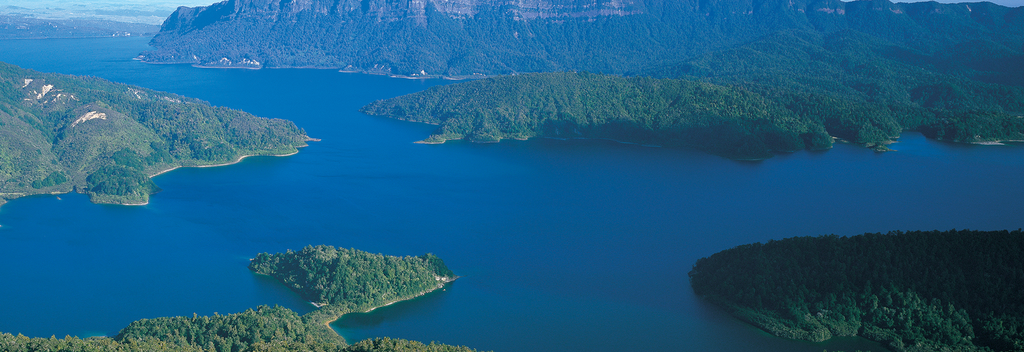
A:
0,61,311,206
688,229,1024,352
0,332,480,352
249,245,457,309
361,32,1024,158
142,0,1024,78
362,71,833,159
666,30,1024,146
0,247,471,352
1,308,479,352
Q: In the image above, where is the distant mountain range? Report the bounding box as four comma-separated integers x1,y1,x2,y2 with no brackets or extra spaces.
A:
0,15,159,39
141,0,1022,77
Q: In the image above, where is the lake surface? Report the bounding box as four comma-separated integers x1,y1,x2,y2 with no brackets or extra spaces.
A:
1,37,1022,352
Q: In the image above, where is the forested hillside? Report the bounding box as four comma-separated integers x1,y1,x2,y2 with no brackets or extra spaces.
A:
688,229,1024,352
361,33,1024,159
665,30,1024,145
1,309,480,352
249,245,456,308
361,72,834,159
142,0,1024,79
0,61,310,206
142,0,1024,158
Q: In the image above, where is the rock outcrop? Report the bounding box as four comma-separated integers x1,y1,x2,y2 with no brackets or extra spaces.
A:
140,0,1024,76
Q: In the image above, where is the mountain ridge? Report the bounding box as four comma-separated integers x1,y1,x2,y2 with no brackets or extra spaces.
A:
141,0,1023,76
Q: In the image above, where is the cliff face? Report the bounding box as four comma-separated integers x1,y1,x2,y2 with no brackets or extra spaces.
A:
161,0,644,25
142,0,1024,76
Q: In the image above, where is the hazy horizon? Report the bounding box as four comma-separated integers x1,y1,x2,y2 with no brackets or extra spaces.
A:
2,0,1020,26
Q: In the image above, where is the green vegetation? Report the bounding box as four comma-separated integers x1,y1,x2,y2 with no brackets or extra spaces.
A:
29,171,66,189
362,72,832,159
85,165,161,204
145,0,1024,158
688,229,1024,352
362,28,1024,158
0,332,480,352
1,317,479,352
668,30,1024,146
114,305,342,352
249,245,457,308
0,61,310,205
143,0,1024,79
243,246,456,348
0,247,472,352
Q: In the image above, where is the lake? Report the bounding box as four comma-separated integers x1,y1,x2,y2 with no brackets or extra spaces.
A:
1,37,1022,352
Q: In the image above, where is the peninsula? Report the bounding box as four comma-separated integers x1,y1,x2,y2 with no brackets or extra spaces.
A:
0,246,475,352
0,61,311,207
689,229,1024,352
361,37,1024,159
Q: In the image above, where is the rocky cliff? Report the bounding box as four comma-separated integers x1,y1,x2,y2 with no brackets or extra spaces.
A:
160,0,643,25
140,0,1023,76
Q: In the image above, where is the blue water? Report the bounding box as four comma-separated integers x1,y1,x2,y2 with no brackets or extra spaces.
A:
1,37,1023,352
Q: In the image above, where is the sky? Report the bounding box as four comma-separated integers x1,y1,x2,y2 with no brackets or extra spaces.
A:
926,0,1024,7
1,0,1020,25
0,0,216,24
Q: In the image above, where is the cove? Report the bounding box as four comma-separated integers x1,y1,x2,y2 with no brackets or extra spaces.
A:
1,37,1022,352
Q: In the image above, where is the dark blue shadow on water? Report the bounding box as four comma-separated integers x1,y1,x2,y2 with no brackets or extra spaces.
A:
331,281,456,338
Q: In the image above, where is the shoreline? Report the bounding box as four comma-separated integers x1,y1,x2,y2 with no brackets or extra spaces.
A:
141,59,496,81
971,140,1024,145
150,150,300,177
0,149,305,211
320,277,458,336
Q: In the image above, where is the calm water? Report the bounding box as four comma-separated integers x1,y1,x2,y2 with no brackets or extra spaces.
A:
1,37,1023,352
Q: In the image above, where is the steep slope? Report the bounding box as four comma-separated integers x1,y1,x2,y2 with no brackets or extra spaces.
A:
0,61,310,206
141,0,1024,77
360,31,1024,159
689,229,1024,352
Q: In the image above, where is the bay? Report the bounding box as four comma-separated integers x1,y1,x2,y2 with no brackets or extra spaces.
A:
1,37,1022,352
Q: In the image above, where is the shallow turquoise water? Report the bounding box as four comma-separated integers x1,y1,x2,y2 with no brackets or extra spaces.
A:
1,37,1022,352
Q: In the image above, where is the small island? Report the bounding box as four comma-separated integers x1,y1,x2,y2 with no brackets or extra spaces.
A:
689,229,1024,352
0,246,477,352
248,245,458,325
0,61,312,207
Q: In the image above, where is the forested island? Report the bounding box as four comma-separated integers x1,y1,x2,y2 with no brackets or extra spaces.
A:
0,61,312,206
249,245,457,310
688,229,1024,352
0,246,474,352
